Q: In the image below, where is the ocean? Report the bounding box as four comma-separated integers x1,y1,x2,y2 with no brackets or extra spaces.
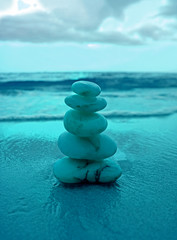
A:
0,72,177,240
1,72,177,121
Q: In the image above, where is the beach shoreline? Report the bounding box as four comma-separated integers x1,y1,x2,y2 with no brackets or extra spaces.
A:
1,115,177,239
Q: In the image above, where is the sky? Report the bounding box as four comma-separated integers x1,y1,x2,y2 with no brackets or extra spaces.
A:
0,0,177,72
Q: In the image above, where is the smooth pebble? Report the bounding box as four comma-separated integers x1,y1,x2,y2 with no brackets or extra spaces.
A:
58,132,117,160
53,157,122,183
65,94,107,112
64,109,108,137
72,81,101,97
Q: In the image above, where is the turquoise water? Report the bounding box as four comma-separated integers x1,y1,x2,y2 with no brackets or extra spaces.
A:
0,72,177,239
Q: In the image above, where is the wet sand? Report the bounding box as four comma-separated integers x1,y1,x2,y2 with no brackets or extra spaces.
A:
0,115,177,240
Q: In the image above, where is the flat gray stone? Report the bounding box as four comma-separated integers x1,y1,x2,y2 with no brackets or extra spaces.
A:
65,94,107,112
64,110,108,137
58,132,117,160
72,81,101,97
53,157,122,183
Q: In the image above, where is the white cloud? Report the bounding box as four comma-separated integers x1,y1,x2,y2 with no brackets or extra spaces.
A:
87,43,99,49
0,0,13,11
0,0,177,45
130,15,177,43
0,0,44,17
160,0,177,18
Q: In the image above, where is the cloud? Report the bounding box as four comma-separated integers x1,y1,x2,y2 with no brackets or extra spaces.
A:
0,11,142,45
131,18,177,43
0,0,143,44
160,0,177,18
40,0,142,27
0,0,176,45
0,0,13,11
128,0,177,43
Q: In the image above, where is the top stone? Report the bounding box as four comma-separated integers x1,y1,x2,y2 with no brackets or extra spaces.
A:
72,81,101,97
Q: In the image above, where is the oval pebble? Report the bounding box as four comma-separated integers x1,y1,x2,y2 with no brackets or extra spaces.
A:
72,81,101,97
53,157,122,183
64,110,107,137
65,94,107,112
58,132,117,160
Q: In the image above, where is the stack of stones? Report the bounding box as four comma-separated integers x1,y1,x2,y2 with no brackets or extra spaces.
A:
53,81,122,183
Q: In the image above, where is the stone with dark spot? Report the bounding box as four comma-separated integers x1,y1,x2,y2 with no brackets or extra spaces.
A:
64,109,108,137
65,94,107,112
53,157,122,183
58,132,117,160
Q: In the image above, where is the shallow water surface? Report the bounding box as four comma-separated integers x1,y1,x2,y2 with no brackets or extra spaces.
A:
0,116,177,240
1,72,177,239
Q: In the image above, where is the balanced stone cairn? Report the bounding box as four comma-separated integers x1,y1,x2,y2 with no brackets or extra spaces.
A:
53,81,122,183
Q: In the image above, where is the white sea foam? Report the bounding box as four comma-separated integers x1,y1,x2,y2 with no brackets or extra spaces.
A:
1,107,177,122
103,107,177,118
1,72,177,122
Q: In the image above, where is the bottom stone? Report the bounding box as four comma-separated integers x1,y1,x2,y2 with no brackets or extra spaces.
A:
53,157,122,184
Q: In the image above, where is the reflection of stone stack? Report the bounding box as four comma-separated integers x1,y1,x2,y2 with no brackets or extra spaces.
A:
53,81,122,183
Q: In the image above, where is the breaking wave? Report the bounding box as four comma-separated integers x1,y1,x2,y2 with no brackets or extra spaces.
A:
1,107,177,122
1,72,177,91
